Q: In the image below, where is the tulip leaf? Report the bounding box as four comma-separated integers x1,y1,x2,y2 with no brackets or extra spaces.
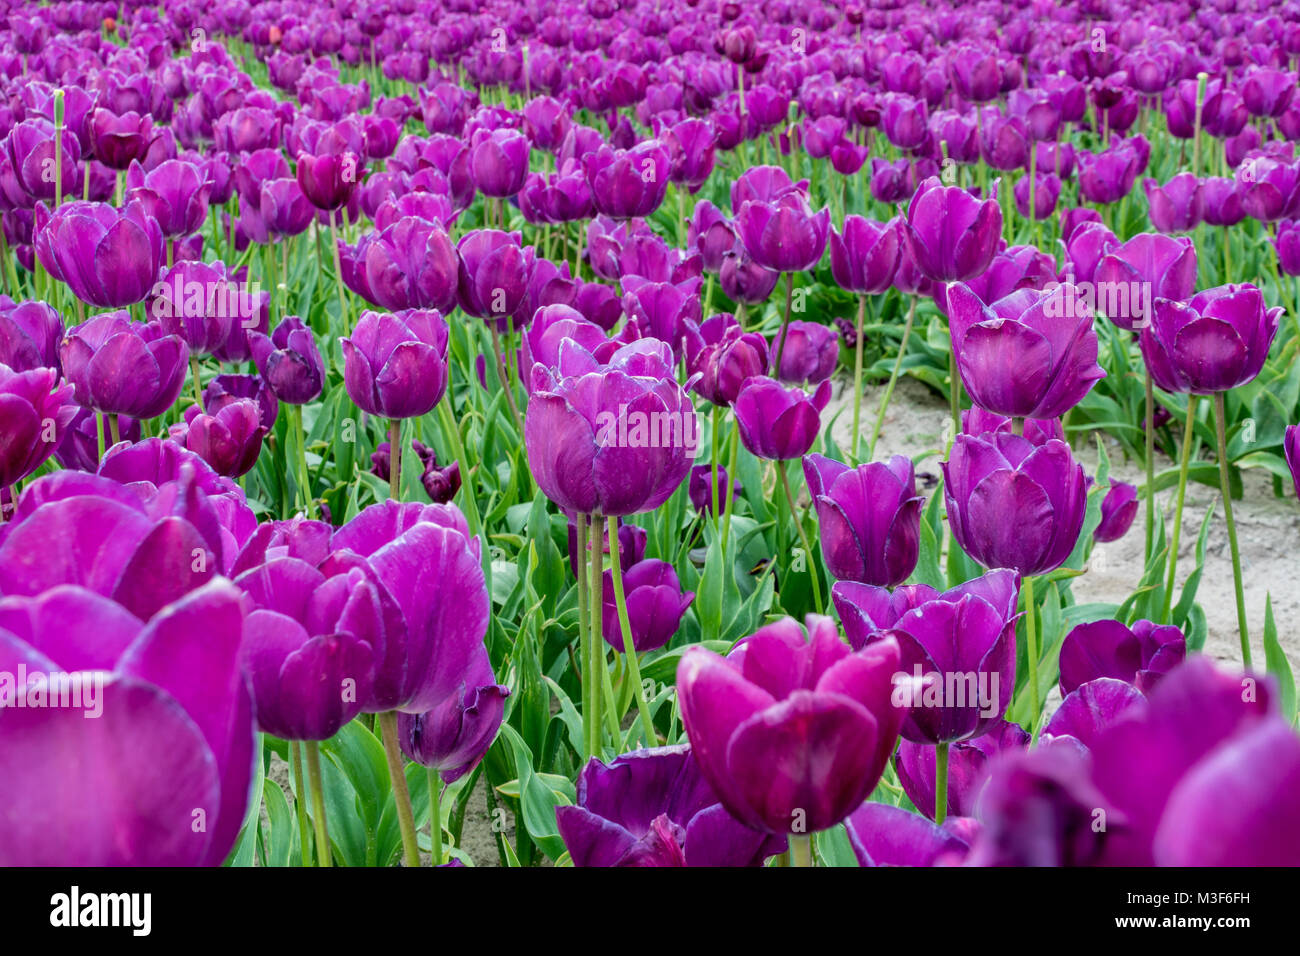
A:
264,779,295,868
497,724,568,861
1262,594,1297,725
815,823,859,868
695,526,725,641
911,505,945,591
224,738,266,868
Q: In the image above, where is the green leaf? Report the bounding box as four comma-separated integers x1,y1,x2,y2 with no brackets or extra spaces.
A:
264,779,295,868
497,724,569,860
1263,594,1297,724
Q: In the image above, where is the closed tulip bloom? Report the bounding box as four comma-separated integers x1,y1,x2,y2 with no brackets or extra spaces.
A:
830,216,902,295
526,338,695,517
979,111,1029,171
59,312,188,419
734,376,831,461
125,159,210,238
361,215,460,313
88,108,155,169
1063,221,1120,284
689,463,741,516
735,189,830,273
53,408,141,472
1094,480,1138,543
295,144,362,211
770,320,838,386
180,399,267,479
961,407,1065,446
943,432,1087,576
583,140,671,219
1077,144,1141,204
249,316,325,405
881,94,928,151
895,721,1029,820
1144,173,1204,233
601,558,695,653
457,229,537,331
468,127,530,198
0,582,255,865
1273,220,1300,276
341,309,450,419
1241,67,1297,118
397,643,507,782
1092,233,1198,330
686,313,768,406
804,453,922,586
949,46,1002,103
1141,285,1281,394
688,201,736,273
719,246,780,304
5,119,80,202
1058,618,1185,697
556,746,784,867
662,118,716,193
843,802,972,866
902,176,1002,283
34,200,164,307
0,366,77,488
677,615,905,835
0,299,62,372
1285,425,1300,500
148,260,247,358
947,283,1104,420
521,304,613,391
259,178,316,238
1236,154,1300,223
203,374,278,432
1013,172,1062,220
869,157,914,203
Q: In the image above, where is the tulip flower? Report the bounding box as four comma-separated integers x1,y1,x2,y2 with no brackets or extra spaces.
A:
803,453,922,586
34,200,164,307
718,247,780,304
296,142,362,212
961,407,1064,446
661,118,716,193
346,216,460,313
149,260,257,359
0,582,255,865
341,309,450,419
397,643,507,784
843,802,972,866
126,159,211,240
1286,425,1300,500
895,721,1029,820
1093,480,1138,543
946,282,1105,420
583,140,670,219
676,615,905,842
88,108,155,169
734,188,829,274
901,176,1002,282
468,127,530,199
0,299,62,373
600,558,694,653
1092,233,1198,330
1041,677,1146,751
830,216,902,296
0,365,77,490
685,313,767,406
688,463,741,516
1062,221,1120,284
1144,173,1204,233
769,320,838,386
59,312,188,419
1236,154,1300,223
250,316,325,406
1077,143,1142,204
175,399,267,479
1013,172,1061,220
1058,619,1185,696
456,229,537,332
1140,284,1280,394
1274,220,1300,276
5,119,80,202
733,377,831,462
556,746,784,867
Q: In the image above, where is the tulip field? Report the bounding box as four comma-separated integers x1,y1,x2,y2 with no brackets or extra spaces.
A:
5,0,1300,876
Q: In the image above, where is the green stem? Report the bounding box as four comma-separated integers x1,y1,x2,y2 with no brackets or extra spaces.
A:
378,711,422,867
436,401,483,539
720,418,739,557
290,741,314,867
428,768,444,865
108,413,120,446
869,294,916,460
777,462,823,614
305,741,331,866
291,404,313,517
190,355,204,409
1214,392,1251,666
711,405,722,534
1144,364,1156,564
491,325,527,438
575,513,594,761
328,208,350,337
96,411,106,464
388,418,402,502
1162,395,1199,622
588,513,606,756
947,310,962,450
934,741,950,824
772,272,795,376
851,293,866,461
1024,574,1040,737
789,834,813,867
607,516,658,747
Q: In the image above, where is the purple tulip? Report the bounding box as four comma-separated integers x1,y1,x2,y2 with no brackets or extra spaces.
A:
943,432,1087,576
0,581,254,865
177,399,267,479
1077,143,1142,204
54,407,141,472
88,108,155,170
59,312,188,419
733,377,831,461
735,188,830,274
341,309,449,419
397,643,507,783
556,746,784,867
769,320,838,386
1062,221,1120,285
1041,677,1146,751
148,260,258,359
350,216,460,313
1236,153,1300,223
583,140,670,219
946,282,1105,420
1241,67,1297,119
249,316,325,406
1094,480,1138,543
567,520,647,580
34,200,164,307
961,407,1064,446
259,178,316,239
803,453,922,587
1144,173,1204,233
688,201,736,273
1013,172,1062,221
843,802,972,866
456,229,537,331
949,46,1002,103
676,615,905,834
685,312,768,406
902,176,1002,283
1092,233,1198,331
829,216,902,295
895,721,1029,819
1286,425,1300,501
468,127,530,199
1140,284,1281,394
688,463,741,516
0,365,76,489
126,159,211,239
5,119,80,202
1059,618,1185,697
0,298,61,373
600,558,695,653
718,246,781,304
1272,219,1300,276
662,118,716,193
295,143,363,212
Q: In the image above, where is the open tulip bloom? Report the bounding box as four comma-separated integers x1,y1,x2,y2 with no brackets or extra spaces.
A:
3,0,1300,879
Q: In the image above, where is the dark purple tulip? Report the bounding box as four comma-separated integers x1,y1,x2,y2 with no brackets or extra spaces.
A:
1092,233,1198,331
1241,67,1297,118
803,453,922,587
295,146,362,212
583,140,670,219
770,321,838,386
829,216,902,295
1058,619,1185,697
259,178,316,239
5,119,80,202
949,46,1002,103
733,377,831,461
88,109,155,170
600,558,694,653
1094,480,1138,543
946,245,1055,309
662,118,716,193
947,283,1104,420
1140,284,1281,394
0,581,254,865
1013,172,1061,221
902,176,1002,283
59,312,188,419
719,246,780,304
895,721,1029,819
34,200,164,307
1143,173,1204,233
522,96,572,151
397,643,506,783
249,316,325,406
557,746,783,867
355,216,459,313
526,339,695,517
689,201,736,273
1077,143,1141,205
881,94,928,151
468,127,530,199
0,366,76,489
341,309,449,419
979,110,1029,172
521,304,613,392
1062,221,1119,284
1285,425,1300,500
1273,220,1300,276
0,299,61,372
943,432,1087,577
869,157,914,204
178,399,266,479
148,260,252,359
843,802,971,867
456,229,536,331
1236,154,1300,223
685,312,767,406
204,374,278,432
1041,677,1146,751
689,463,741,517
735,189,830,274
125,159,211,239
961,407,1064,447
677,616,905,835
